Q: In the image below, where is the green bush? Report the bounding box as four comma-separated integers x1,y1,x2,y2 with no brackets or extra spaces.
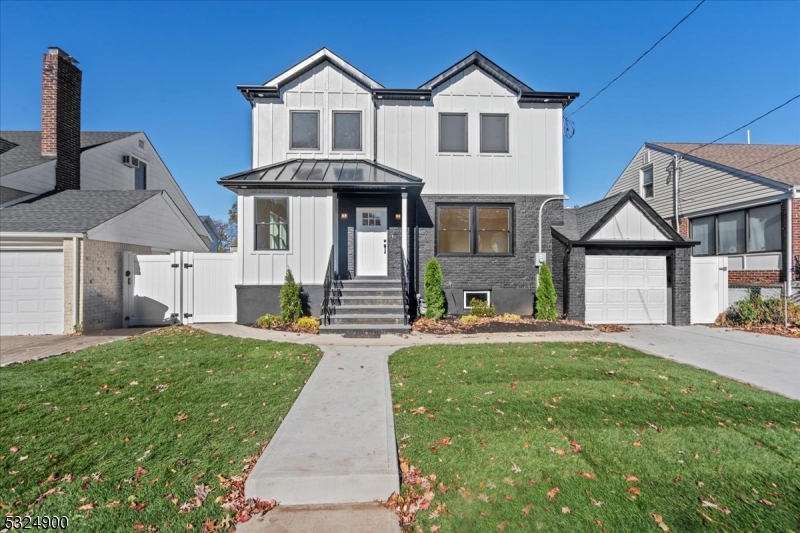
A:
295,316,320,333
424,259,446,319
502,313,521,322
280,268,303,323
724,293,799,326
460,314,479,323
255,314,281,328
535,263,558,321
469,298,496,318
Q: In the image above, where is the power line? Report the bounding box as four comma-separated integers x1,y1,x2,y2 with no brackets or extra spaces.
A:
739,145,800,171
752,154,800,175
567,0,706,118
682,94,800,156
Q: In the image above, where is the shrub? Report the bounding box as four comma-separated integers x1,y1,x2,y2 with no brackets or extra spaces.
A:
255,314,281,328
502,313,521,322
460,314,479,323
424,259,446,319
280,268,303,323
295,316,320,333
535,263,558,321
724,293,799,326
469,298,496,318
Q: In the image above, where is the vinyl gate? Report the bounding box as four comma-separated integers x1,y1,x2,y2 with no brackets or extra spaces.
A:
123,252,237,327
690,256,729,324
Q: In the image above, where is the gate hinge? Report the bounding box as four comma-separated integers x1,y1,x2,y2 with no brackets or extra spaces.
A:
183,313,193,318
170,313,179,318
171,263,179,268
183,263,193,269
124,316,130,321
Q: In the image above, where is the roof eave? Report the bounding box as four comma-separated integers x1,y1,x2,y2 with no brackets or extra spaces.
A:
570,239,699,248
218,180,424,191
519,91,580,108
373,89,432,101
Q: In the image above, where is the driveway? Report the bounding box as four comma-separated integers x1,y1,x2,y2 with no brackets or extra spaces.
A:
606,325,800,400
0,328,155,367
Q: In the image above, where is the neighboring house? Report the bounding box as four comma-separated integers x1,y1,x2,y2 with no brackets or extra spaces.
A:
605,142,799,296
200,216,222,252
218,47,581,330
0,47,210,336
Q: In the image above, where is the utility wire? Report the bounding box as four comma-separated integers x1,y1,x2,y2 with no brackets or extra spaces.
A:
739,145,800,171
750,154,800,175
567,0,706,118
682,94,800,156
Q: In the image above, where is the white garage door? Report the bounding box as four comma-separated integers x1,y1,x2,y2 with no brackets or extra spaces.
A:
0,251,64,335
585,255,667,324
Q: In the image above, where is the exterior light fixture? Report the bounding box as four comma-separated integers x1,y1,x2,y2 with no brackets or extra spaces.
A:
340,212,348,220
394,213,402,220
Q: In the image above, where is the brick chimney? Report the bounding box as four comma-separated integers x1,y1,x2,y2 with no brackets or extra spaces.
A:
41,47,82,190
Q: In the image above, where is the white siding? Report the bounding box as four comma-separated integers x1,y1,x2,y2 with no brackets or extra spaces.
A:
238,189,333,285
253,61,375,166
590,201,668,240
0,160,56,195
89,193,208,252
607,145,788,218
80,133,209,239
378,65,563,195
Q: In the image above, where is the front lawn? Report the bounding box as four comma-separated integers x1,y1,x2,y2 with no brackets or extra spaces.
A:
0,327,320,531
390,343,800,532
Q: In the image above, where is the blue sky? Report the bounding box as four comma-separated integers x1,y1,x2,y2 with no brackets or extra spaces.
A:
1,1,798,220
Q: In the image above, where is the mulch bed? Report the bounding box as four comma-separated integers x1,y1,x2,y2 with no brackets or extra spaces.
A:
411,316,592,335
714,324,800,339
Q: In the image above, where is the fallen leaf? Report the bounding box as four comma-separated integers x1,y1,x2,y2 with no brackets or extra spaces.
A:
628,487,641,495
522,503,534,517
632,440,642,447
625,475,640,482
106,500,120,508
134,525,145,531
561,506,571,514
134,466,148,479
511,462,522,474
697,509,715,522
699,498,731,515
577,470,596,480
9,446,19,453
590,498,604,507
438,436,451,446
174,412,189,422
410,406,426,415
570,440,582,453
653,514,670,532
547,487,560,501
759,498,773,506
77,502,95,511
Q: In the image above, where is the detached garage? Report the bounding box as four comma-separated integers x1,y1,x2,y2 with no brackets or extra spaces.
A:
550,190,696,326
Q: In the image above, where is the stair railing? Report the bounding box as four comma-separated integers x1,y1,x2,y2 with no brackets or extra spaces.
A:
322,245,336,326
400,248,410,326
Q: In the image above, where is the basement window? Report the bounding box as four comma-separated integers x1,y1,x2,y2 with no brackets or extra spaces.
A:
464,291,490,309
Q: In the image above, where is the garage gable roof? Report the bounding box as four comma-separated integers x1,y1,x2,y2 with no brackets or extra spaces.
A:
0,190,159,233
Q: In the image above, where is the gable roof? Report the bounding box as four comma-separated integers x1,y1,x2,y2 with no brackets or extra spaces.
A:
0,131,137,176
649,142,800,187
238,48,384,101
0,190,159,233
552,190,691,246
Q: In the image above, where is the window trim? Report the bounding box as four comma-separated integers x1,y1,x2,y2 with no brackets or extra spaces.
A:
690,202,783,257
331,110,363,152
253,196,291,253
289,110,321,151
133,159,148,190
438,112,468,153
464,291,491,309
640,165,654,199
479,113,509,154
435,204,514,257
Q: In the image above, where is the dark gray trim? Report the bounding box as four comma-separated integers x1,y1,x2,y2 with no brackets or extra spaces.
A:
438,113,468,153
373,89,432,101
574,239,698,248
237,86,281,101
331,110,363,152
290,110,320,151
420,51,534,93
518,91,580,106
479,113,509,154
689,201,783,257
583,190,686,243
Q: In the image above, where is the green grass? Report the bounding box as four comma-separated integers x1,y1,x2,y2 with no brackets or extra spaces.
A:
0,327,320,531
390,343,800,533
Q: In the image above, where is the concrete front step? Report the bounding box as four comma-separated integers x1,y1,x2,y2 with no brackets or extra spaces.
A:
329,314,405,325
338,296,404,306
331,305,404,316
319,324,410,335
340,280,401,289
338,288,403,297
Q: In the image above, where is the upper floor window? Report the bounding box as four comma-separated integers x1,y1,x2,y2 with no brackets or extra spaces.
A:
255,197,290,251
480,114,508,153
332,111,361,151
290,111,319,150
690,203,782,256
134,161,147,190
437,204,513,255
439,113,467,153
640,166,653,198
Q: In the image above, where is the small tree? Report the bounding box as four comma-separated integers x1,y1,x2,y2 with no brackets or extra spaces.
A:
535,263,558,321
280,268,303,323
424,259,446,319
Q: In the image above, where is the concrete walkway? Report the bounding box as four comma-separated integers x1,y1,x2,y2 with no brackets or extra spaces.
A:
606,325,800,400
0,328,155,367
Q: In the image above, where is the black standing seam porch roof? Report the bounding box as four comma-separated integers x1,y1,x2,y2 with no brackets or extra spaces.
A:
217,159,424,191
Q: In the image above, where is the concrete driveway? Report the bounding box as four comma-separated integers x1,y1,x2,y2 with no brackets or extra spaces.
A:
0,328,155,367
606,326,800,400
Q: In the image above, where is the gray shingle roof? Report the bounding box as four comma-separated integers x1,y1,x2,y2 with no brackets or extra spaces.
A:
0,190,159,233
0,186,31,205
573,193,625,237
0,131,137,176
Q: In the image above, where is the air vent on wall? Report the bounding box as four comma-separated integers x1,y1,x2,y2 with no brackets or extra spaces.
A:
122,155,140,168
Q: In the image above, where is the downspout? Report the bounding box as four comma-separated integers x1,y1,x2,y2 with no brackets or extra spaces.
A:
562,243,571,319
787,195,794,296
673,154,681,230
72,236,80,331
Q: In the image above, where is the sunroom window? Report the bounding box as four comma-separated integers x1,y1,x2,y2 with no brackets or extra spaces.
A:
255,198,289,251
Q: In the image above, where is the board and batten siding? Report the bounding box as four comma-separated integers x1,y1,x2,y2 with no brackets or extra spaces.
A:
89,194,208,252
253,62,375,167
237,189,333,286
589,201,668,241
1,160,56,196
80,133,209,240
377,65,564,196
606,145,788,219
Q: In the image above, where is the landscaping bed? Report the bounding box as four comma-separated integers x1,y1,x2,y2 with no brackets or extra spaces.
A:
412,316,591,335
389,342,800,532
0,327,321,531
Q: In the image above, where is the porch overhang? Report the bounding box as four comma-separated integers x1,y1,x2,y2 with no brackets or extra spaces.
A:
217,159,425,193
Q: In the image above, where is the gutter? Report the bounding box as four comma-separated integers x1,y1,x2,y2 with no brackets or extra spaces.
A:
538,195,568,254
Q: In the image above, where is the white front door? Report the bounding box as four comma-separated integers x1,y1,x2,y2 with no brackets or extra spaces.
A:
0,251,64,335
356,207,388,277
585,255,667,324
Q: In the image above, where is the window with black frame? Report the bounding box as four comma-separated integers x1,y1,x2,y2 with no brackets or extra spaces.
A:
255,198,289,251
690,203,782,256
437,205,512,255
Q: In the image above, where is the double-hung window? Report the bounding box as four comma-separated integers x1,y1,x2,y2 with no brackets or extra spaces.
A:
134,161,147,190
480,114,508,153
691,203,782,256
290,111,319,150
439,113,468,153
437,205,513,255
332,111,361,151
255,198,289,251
640,166,654,198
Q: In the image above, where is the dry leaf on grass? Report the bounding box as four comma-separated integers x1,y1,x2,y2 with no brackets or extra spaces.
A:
547,487,560,501
652,514,670,532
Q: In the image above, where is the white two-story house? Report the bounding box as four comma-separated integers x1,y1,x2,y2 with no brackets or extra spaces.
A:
219,48,583,330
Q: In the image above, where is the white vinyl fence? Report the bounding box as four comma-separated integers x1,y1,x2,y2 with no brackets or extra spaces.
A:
123,252,237,327
690,256,729,324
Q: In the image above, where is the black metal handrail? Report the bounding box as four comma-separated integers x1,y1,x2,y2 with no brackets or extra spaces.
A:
400,248,410,326
322,245,335,326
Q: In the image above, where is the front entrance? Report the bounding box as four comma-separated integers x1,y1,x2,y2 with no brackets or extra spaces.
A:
355,207,388,277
